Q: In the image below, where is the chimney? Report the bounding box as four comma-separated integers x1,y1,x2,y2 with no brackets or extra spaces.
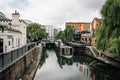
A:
12,10,20,22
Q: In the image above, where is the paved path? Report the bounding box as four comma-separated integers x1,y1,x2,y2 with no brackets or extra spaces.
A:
86,46,120,69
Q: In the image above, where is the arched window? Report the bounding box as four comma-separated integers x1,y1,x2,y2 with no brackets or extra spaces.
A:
89,38,91,42
0,25,4,33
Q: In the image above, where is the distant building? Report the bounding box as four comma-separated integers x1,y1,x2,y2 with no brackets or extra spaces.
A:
0,11,29,53
66,22,90,32
74,31,81,41
91,17,101,45
66,22,92,45
81,31,92,45
44,25,61,40
44,25,54,40
53,28,58,37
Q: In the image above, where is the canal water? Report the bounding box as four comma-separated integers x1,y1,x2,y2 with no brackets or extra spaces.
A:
34,48,120,80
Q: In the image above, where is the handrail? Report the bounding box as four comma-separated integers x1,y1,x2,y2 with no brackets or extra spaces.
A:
0,40,41,71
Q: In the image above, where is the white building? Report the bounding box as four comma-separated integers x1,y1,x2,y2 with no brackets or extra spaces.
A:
44,25,54,40
0,11,28,53
44,25,62,40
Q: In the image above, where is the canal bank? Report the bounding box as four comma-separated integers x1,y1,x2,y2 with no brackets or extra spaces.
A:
0,42,41,80
65,42,120,70
86,46,120,70
19,44,43,80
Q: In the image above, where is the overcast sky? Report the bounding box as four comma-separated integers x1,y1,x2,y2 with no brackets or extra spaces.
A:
0,0,106,29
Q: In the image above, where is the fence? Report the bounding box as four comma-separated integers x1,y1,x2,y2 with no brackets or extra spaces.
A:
0,41,40,72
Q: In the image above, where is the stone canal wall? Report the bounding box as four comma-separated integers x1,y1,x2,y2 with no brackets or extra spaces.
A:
20,44,43,80
0,44,42,80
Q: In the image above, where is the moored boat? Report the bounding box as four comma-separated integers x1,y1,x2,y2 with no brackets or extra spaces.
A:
60,45,73,58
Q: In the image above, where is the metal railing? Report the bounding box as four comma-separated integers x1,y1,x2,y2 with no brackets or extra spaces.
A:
0,41,41,71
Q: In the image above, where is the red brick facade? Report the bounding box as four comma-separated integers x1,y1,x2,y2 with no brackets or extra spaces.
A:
66,22,90,32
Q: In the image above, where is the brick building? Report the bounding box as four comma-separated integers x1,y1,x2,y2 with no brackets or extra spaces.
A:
91,17,101,45
66,22,92,45
66,22,90,32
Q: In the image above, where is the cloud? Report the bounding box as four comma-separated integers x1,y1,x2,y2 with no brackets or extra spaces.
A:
0,0,106,29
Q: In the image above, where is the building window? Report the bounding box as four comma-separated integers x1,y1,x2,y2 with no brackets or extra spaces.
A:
12,38,14,48
18,38,20,47
82,38,84,41
0,26,4,33
89,38,91,42
97,24,98,26
16,38,17,47
9,41,10,46
85,38,87,41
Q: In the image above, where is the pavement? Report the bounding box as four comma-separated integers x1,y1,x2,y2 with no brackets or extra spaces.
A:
86,46,120,69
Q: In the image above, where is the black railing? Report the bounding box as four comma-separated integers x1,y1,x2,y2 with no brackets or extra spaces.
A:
0,41,41,71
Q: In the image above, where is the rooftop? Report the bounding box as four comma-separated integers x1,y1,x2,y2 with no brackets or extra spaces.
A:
0,25,21,33
66,22,90,24
0,12,7,19
93,17,102,22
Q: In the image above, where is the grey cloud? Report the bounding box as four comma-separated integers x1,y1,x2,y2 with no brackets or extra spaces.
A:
81,0,106,10
0,0,106,29
29,0,106,28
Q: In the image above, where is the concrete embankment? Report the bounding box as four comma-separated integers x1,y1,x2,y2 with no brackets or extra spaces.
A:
86,46,120,70
19,44,43,80
0,43,43,80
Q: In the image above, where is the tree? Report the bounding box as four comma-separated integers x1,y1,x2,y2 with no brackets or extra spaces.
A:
64,25,74,41
55,25,74,41
96,0,120,57
27,23,47,42
55,31,65,41
55,31,63,39
101,0,120,28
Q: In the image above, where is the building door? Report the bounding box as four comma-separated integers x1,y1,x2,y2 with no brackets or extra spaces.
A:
0,38,3,53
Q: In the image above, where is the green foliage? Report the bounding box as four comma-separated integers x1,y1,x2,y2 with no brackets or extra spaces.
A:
27,23,47,42
64,25,74,41
101,0,120,28
96,0,120,56
107,38,120,55
55,31,65,40
55,25,74,41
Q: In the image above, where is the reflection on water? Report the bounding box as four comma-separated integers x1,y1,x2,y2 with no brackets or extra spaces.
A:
34,48,120,80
